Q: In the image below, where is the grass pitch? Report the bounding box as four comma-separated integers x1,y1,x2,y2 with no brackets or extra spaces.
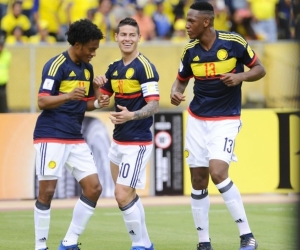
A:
0,202,297,250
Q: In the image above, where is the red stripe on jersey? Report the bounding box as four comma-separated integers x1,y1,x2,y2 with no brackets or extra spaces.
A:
100,88,113,96
188,107,240,120
246,54,257,67
115,93,142,99
177,74,192,81
38,92,50,97
113,139,153,145
145,96,160,102
34,138,85,144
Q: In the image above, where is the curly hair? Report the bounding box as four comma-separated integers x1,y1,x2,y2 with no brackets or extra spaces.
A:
116,17,140,35
66,19,104,45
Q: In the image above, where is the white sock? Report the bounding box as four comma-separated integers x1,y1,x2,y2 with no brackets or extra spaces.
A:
62,197,95,246
121,201,143,246
216,178,252,236
34,206,50,250
135,196,152,248
191,188,210,243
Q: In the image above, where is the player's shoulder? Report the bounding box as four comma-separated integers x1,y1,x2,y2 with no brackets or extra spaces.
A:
44,51,68,77
217,30,248,47
182,39,199,51
136,53,158,76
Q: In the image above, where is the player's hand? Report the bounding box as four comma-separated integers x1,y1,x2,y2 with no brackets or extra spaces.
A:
220,73,243,87
109,105,134,124
93,75,107,88
170,92,186,106
68,87,86,100
98,95,110,108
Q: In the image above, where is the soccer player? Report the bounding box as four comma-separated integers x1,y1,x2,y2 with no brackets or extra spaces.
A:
33,19,109,250
93,17,159,250
170,2,266,250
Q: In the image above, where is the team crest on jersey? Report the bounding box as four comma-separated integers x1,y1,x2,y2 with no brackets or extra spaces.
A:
48,161,56,169
125,68,134,79
184,149,189,158
217,49,228,60
84,69,90,80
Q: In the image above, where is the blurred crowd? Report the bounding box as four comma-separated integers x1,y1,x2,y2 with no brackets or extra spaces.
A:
0,0,299,45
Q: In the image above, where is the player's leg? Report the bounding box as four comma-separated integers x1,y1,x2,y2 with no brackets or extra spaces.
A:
34,178,57,250
208,119,258,250
109,142,153,250
59,143,101,249
34,143,67,250
185,115,212,250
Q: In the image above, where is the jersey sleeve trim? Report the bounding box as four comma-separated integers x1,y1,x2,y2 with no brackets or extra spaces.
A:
246,54,257,67
100,88,113,96
177,73,192,81
145,96,160,102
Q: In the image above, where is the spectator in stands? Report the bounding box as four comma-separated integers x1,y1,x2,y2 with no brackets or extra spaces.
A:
92,0,116,42
32,0,63,41
0,0,9,21
0,34,11,113
171,18,189,42
131,2,156,41
247,0,279,42
210,0,231,31
152,0,172,40
225,0,257,40
29,19,56,44
66,0,98,24
5,25,29,45
277,0,293,39
292,0,300,40
1,1,31,37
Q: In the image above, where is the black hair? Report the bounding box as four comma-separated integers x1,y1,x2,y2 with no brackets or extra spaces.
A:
190,1,214,12
116,17,140,35
66,19,104,45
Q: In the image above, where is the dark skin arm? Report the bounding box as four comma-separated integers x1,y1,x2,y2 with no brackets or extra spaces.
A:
170,78,189,106
38,87,86,110
38,84,110,111
220,57,266,87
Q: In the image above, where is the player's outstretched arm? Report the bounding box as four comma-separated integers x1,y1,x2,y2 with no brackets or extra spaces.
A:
170,78,188,106
109,100,159,125
38,87,86,110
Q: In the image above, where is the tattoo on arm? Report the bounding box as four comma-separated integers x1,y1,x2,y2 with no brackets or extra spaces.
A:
171,79,188,94
133,101,159,120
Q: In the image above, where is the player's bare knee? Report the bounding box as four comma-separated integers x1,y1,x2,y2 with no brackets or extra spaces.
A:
191,176,208,189
210,171,227,185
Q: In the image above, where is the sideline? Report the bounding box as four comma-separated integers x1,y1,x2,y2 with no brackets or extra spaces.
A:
0,194,298,211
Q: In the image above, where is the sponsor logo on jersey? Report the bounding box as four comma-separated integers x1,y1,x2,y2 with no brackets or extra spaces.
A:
69,71,76,77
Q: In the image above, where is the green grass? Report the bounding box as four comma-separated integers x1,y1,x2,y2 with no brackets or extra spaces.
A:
0,203,297,250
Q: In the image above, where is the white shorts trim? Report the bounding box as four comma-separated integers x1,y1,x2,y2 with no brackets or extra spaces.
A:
34,143,97,182
108,141,153,189
185,114,242,167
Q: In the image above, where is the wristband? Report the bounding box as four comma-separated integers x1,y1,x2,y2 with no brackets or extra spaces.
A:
94,99,101,109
